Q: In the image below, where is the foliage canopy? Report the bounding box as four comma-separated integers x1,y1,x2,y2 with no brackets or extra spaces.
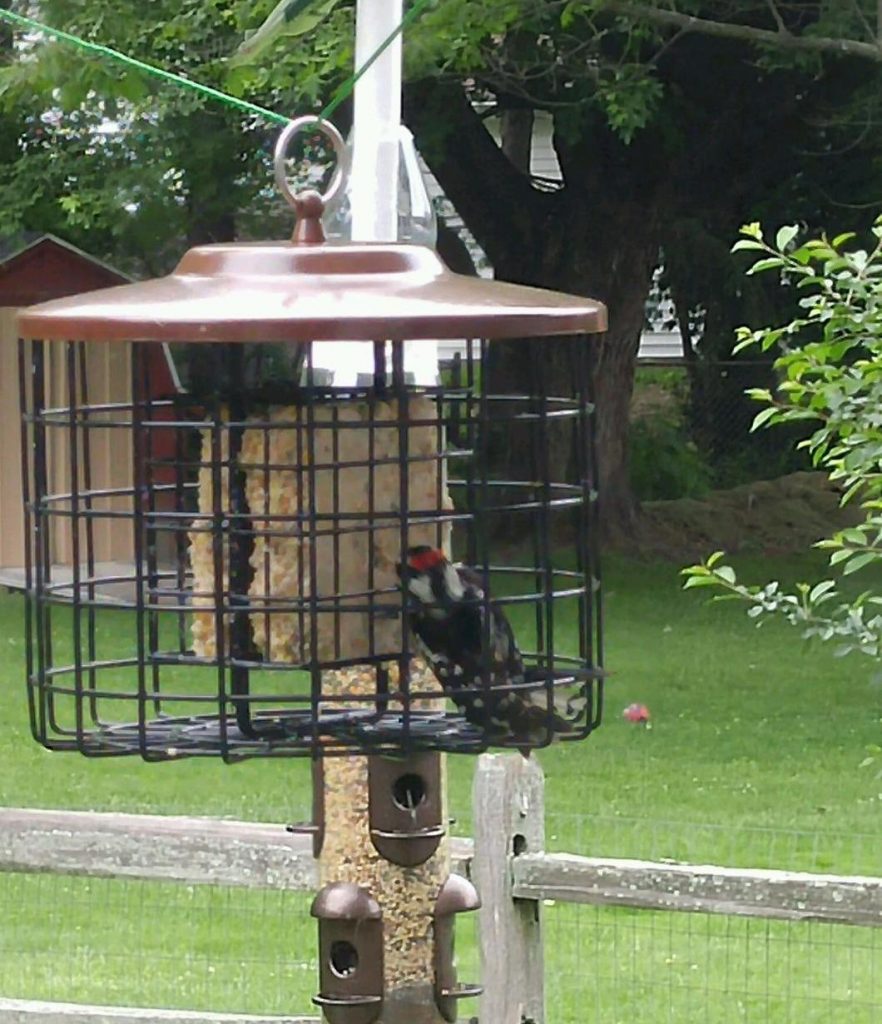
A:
684,220,882,673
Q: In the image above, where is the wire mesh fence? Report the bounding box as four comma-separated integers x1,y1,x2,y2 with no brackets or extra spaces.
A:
0,873,316,1015
1,550,879,1022
544,903,881,1024
544,813,882,876
2,863,879,1023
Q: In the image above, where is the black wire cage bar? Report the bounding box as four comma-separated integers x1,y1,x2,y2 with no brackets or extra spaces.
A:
17,230,607,761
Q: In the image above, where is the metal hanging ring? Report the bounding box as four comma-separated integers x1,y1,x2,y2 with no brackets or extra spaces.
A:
274,115,348,211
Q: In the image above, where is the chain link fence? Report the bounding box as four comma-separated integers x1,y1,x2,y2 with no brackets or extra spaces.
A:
630,359,808,502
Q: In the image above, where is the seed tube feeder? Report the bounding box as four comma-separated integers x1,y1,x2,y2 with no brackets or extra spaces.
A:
17,119,606,1023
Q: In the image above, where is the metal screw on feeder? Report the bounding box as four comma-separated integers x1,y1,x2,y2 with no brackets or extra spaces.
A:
16,109,606,1024
273,115,350,245
273,115,364,390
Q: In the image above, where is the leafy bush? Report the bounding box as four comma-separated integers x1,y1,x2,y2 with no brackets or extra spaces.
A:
630,414,712,500
682,219,882,765
630,362,801,498
630,366,712,500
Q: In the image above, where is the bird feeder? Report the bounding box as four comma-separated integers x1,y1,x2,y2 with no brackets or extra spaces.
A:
16,117,606,1023
311,883,384,1024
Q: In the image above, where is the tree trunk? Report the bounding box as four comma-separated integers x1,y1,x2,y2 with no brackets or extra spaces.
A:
404,81,662,538
186,205,236,247
437,219,478,275
487,200,657,539
592,295,646,539
500,107,534,174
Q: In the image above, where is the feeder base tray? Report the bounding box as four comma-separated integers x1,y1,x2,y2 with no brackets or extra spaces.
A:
74,709,491,759
31,663,601,759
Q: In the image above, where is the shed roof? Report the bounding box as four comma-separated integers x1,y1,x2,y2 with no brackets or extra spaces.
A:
0,233,128,307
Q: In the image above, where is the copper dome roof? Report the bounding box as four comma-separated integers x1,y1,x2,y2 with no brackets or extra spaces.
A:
17,241,607,343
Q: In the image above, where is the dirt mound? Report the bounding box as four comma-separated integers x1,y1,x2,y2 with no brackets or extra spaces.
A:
625,471,861,559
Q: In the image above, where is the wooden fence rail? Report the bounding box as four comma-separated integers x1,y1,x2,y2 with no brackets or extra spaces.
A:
0,999,314,1024
2,801,876,931
0,807,472,890
511,851,882,928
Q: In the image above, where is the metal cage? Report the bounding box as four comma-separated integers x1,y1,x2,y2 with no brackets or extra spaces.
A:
17,234,606,761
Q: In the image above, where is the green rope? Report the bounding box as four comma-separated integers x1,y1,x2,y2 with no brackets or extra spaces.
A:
0,8,287,125
320,0,434,120
0,0,436,126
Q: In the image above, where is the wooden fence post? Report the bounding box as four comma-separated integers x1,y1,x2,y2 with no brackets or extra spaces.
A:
472,753,545,1024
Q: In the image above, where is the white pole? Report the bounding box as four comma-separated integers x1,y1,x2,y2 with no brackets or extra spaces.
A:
316,0,438,384
351,0,438,385
351,0,403,242
313,0,402,384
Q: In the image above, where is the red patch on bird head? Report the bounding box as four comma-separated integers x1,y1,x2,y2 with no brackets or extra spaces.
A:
407,547,445,572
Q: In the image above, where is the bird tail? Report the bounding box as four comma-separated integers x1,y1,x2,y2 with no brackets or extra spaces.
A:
499,684,585,757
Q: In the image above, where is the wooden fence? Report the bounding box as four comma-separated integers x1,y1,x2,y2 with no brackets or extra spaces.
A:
1,754,880,1024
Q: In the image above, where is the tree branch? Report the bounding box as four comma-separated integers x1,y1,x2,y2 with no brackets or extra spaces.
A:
764,0,785,34
847,0,878,44
599,1,882,62
403,79,551,267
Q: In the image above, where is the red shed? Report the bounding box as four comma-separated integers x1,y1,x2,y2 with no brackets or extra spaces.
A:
0,234,179,585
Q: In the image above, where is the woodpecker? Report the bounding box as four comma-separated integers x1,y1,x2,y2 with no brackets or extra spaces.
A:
396,546,575,751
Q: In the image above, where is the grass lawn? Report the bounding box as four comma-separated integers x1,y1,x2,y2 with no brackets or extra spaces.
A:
0,551,880,1019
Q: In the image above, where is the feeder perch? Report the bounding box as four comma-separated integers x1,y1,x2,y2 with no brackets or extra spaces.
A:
312,882,384,1024
286,758,325,858
368,752,444,866
433,874,482,1022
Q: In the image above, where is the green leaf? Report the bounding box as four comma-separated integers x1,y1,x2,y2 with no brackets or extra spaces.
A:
839,528,868,545
560,0,580,28
733,335,757,355
116,71,149,104
775,225,799,251
232,0,343,63
682,575,719,589
744,387,772,402
746,257,785,276
58,76,90,110
750,407,779,432
809,580,837,602
843,551,878,575
731,239,766,253
802,241,838,259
